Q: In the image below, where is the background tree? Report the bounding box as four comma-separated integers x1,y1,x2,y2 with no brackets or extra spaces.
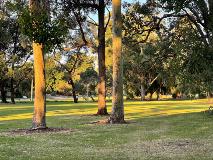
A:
45,55,68,95
121,0,213,100
122,2,168,101
54,49,94,103
0,52,9,103
64,0,111,115
78,68,98,101
0,2,31,103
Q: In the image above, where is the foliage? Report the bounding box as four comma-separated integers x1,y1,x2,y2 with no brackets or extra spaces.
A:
122,0,213,98
5,1,69,52
77,67,98,98
160,17,213,95
45,56,69,94
0,2,33,101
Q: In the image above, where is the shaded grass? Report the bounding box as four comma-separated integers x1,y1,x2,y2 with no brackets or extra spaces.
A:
0,99,213,159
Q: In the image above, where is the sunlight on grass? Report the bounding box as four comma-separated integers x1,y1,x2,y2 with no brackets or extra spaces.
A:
0,99,211,121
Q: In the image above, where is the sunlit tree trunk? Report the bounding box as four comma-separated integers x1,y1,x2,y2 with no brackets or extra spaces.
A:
109,0,125,123
32,43,46,129
29,0,47,129
97,0,108,115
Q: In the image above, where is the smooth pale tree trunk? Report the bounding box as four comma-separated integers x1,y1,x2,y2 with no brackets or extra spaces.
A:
30,78,34,101
97,0,108,115
140,84,145,101
109,0,125,123
32,43,46,129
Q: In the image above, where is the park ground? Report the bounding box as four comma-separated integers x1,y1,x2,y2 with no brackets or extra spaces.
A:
0,99,213,160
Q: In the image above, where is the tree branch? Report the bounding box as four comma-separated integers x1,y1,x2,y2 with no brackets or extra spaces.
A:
105,6,111,31
87,15,99,26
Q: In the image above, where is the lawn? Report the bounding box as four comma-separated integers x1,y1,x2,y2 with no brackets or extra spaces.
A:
0,99,213,160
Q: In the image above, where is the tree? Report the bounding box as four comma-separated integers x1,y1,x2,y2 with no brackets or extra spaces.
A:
79,68,98,101
155,0,213,93
0,52,9,103
16,0,68,129
0,15,9,103
54,49,94,103
121,1,213,100
97,0,108,115
156,0,213,39
29,0,48,129
64,0,111,114
0,2,31,103
122,2,161,101
108,0,125,123
162,17,213,96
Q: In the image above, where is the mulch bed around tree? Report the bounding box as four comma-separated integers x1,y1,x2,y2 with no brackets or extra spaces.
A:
5,127,73,135
80,114,110,117
88,119,128,125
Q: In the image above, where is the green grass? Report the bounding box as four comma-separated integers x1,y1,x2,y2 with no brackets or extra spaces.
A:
0,99,213,160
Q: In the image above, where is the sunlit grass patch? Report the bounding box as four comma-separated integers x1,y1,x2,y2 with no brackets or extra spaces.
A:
0,99,211,122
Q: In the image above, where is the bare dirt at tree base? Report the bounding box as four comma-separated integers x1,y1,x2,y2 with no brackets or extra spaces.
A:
2,127,73,136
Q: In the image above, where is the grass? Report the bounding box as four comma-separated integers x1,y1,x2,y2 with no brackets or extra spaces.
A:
0,99,213,160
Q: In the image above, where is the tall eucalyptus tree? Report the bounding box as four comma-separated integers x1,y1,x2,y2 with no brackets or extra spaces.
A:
109,0,125,123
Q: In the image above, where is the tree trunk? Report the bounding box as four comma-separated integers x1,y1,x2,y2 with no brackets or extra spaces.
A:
69,78,78,103
10,77,15,104
10,61,15,104
30,0,48,129
0,80,7,103
97,0,108,115
209,1,213,33
86,84,89,101
109,0,125,123
11,21,18,104
156,90,160,101
30,78,34,101
149,93,153,101
90,95,95,102
32,43,46,129
140,84,145,101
